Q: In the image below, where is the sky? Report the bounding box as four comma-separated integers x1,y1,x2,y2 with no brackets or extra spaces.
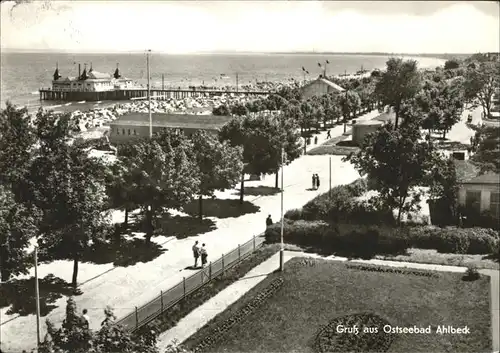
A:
1,0,499,54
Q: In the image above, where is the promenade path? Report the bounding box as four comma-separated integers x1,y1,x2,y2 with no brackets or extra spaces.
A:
157,251,499,353
0,110,380,352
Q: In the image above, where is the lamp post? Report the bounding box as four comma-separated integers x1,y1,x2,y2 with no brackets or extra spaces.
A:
147,49,152,138
279,146,285,271
34,246,41,349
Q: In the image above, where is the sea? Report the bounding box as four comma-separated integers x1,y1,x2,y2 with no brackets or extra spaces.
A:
0,52,446,114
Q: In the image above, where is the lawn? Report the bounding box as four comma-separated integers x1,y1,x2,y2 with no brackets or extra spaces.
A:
185,257,491,353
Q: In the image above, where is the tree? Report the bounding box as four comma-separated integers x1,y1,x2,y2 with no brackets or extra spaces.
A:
0,185,40,281
0,102,35,202
426,156,459,224
212,104,231,116
104,159,137,229
219,113,302,203
345,119,434,224
444,59,460,70
230,103,249,116
413,79,464,139
40,297,93,353
40,298,158,353
463,61,500,119
32,144,110,287
119,136,199,243
375,58,421,129
470,125,500,174
336,90,361,133
191,131,243,220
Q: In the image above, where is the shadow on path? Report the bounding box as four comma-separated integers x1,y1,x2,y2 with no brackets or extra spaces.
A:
184,199,260,219
234,186,281,197
83,237,166,267
0,274,79,317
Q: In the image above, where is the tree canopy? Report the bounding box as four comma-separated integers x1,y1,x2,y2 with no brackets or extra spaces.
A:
375,58,421,129
345,118,434,224
463,61,500,118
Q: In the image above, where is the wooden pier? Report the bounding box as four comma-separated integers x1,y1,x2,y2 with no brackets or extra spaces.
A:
39,88,271,102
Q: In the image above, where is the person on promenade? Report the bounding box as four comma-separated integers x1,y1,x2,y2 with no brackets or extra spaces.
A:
316,174,320,189
200,244,208,268
192,240,201,268
314,136,318,145
312,174,317,190
266,214,273,227
82,309,90,328
326,130,331,139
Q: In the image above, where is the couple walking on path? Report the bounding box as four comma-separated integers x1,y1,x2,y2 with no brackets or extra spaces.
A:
312,173,320,190
192,240,208,268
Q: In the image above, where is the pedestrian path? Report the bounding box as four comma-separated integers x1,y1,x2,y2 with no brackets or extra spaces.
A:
157,251,499,353
0,110,379,353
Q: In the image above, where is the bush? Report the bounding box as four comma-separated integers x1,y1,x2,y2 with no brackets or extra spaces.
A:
212,104,231,116
408,226,499,254
284,208,303,220
293,178,394,225
265,220,408,257
463,266,480,281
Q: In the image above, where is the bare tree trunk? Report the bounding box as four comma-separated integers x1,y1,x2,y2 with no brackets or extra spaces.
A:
124,207,129,228
275,169,279,189
145,207,153,244
239,172,245,204
394,109,399,130
198,195,203,220
72,251,79,288
397,195,407,225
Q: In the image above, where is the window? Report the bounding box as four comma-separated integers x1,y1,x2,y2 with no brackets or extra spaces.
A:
122,129,125,135
133,129,137,135
490,192,500,219
128,129,131,135
466,190,481,211
116,128,119,135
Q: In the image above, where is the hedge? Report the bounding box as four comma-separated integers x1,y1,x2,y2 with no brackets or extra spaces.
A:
266,221,499,256
265,220,408,257
285,178,395,225
408,226,499,254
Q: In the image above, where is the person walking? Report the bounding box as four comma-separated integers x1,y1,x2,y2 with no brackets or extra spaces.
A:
82,309,90,328
200,243,208,268
314,136,318,145
312,174,317,190
326,130,331,139
266,214,273,227
192,240,201,268
316,174,320,189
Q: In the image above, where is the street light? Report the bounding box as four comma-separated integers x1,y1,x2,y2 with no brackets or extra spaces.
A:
279,146,285,271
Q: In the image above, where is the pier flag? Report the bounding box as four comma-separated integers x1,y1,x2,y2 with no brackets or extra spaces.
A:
306,70,310,74
302,66,306,71
326,60,329,64
318,63,322,67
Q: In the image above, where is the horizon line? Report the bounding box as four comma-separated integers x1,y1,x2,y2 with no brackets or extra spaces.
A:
0,48,486,57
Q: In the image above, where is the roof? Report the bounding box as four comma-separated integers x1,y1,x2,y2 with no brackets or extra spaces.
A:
318,78,345,92
110,113,233,130
303,78,345,93
88,71,111,80
461,172,499,185
354,120,384,126
373,111,396,123
455,160,480,183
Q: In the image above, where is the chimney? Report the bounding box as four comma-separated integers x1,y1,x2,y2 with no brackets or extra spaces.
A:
78,64,81,80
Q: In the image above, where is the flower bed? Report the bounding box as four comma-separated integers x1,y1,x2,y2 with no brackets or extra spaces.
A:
193,278,284,352
346,263,440,278
314,312,394,353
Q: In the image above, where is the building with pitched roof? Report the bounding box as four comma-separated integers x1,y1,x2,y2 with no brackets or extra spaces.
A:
51,63,135,92
456,160,499,218
108,112,233,143
300,76,345,100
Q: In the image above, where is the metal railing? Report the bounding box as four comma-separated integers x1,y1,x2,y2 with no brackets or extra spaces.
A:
115,233,266,331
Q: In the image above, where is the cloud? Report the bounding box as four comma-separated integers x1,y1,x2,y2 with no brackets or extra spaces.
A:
0,1,498,53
